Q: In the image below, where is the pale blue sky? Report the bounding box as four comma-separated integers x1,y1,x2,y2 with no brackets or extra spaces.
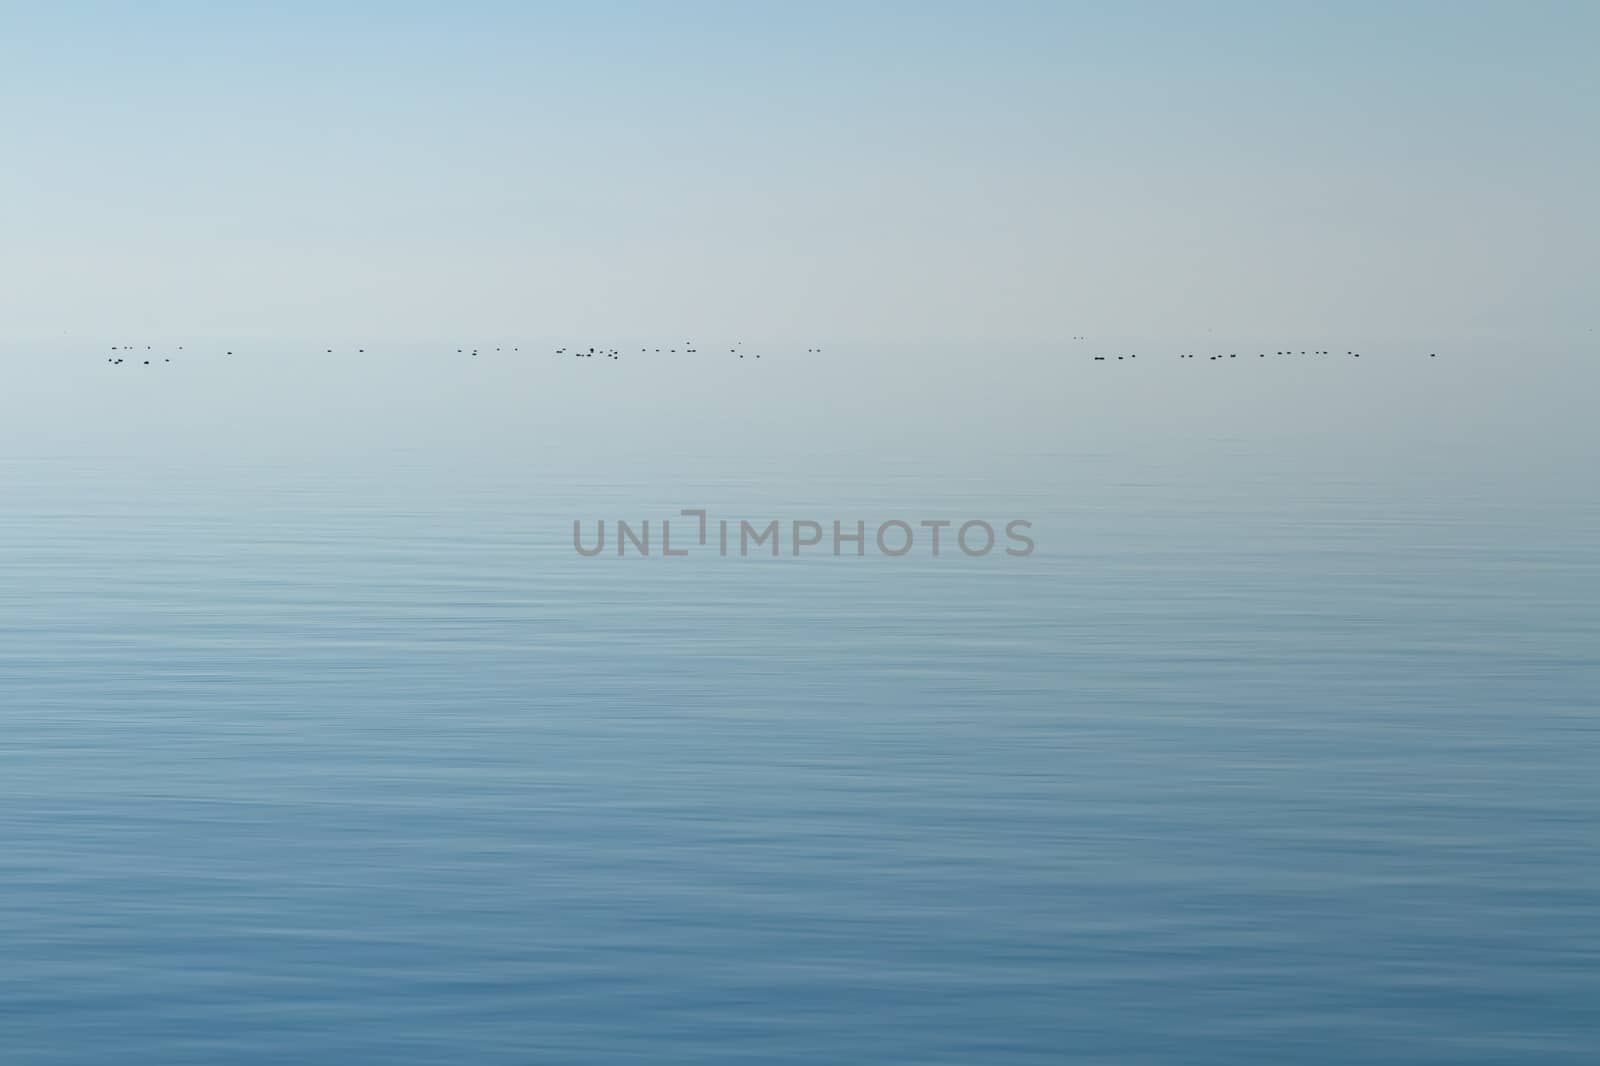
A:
2,1,1595,347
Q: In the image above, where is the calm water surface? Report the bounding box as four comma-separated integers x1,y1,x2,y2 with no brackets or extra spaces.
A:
1,448,1596,1063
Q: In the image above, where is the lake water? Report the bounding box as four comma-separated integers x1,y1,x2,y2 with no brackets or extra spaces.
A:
1,346,1597,1062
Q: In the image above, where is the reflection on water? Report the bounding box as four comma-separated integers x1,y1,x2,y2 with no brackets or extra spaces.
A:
1,449,1596,1064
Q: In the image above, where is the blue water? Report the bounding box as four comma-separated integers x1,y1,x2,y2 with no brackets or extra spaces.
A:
2,433,1598,1061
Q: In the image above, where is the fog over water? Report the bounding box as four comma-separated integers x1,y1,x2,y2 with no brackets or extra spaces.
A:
3,3,1598,1063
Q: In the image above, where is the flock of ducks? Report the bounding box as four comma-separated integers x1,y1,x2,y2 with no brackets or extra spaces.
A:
101,342,1446,368
99,341,817,366
1093,349,1438,362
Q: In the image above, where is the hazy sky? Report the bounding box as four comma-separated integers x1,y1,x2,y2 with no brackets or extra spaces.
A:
3,1,1595,348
